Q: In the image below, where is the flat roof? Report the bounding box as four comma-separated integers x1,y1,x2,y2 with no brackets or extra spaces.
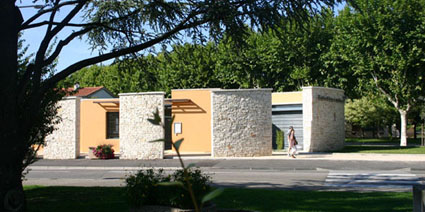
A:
164,99,192,105
92,100,119,104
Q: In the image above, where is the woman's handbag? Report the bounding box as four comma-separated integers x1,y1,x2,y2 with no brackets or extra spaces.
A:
294,135,298,145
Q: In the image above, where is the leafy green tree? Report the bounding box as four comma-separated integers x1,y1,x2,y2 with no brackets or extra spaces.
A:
61,43,221,95
60,59,161,95
278,9,336,89
157,43,222,94
2,0,344,210
215,9,336,91
62,10,338,94
215,31,287,89
408,103,425,139
345,95,398,138
328,0,425,146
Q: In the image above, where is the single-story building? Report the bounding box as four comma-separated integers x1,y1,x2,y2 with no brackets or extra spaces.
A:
42,86,345,159
272,87,345,152
168,88,272,157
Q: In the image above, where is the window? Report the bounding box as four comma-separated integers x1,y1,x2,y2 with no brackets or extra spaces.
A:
106,112,119,138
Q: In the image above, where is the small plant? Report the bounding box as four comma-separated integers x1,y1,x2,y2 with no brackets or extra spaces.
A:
276,130,284,150
93,144,114,159
143,108,223,212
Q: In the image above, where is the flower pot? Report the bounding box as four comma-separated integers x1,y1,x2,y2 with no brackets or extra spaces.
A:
87,147,96,159
100,154,114,159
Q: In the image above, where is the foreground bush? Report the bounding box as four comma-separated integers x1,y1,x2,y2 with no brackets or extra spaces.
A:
125,168,212,209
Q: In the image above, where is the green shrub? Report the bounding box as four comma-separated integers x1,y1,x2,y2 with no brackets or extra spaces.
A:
125,169,171,207
169,169,212,209
125,168,212,209
276,130,284,150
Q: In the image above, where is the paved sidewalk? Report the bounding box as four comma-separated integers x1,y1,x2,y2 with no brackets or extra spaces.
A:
28,152,425,170
274,152,425,162
166,152,425,162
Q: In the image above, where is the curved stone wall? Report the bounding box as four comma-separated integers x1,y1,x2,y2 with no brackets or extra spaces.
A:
211,89,272,157
119,92,165,159
44,97,81,159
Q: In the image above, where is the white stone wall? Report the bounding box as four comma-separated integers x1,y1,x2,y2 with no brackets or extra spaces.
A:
44,97,81,159
119,92,165,159
211,89,272,157
302,87,345,152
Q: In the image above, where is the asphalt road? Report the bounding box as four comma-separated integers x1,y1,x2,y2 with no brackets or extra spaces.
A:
24,159,425,192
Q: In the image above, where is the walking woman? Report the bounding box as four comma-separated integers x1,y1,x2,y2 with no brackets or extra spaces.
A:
287,126,297,158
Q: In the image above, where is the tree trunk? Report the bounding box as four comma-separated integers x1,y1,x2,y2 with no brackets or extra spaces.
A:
399,110,408,146
0,156,26,212
421,123,425,146
0,2,26,211
413,123,417,139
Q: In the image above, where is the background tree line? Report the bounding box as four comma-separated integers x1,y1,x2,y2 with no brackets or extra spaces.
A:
59,9,337,95
61,0,425,145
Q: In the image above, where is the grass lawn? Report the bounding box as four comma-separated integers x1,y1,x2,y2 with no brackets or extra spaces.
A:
24,186,412,212
342,138,425,154
25,186,128,212
338,146,425,154
216,188,412,212
345,138,422,145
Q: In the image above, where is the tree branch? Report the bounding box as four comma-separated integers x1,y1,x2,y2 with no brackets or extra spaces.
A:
372,72,399,109
41,13,207,91
22,21,84,30
19,6,140,97
46,0,60,34
22,7,141,31
20,0,80,30
32,0,87,91
36,10,146,67
35,0,87,63
43,27,93,67
22,21,140,34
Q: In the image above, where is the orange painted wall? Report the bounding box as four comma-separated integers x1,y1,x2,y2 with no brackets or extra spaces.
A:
171,89,212,153
272,92,302,105
80,99,120,153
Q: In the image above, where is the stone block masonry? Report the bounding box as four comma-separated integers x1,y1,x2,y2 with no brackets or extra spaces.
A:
119,92,165,159
302,87,345,152
44,97,81,159
211,89,272,157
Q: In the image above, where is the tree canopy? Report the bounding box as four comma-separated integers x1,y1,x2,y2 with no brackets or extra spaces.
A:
345,95,398,137
328,0,425,145
62,9,338,95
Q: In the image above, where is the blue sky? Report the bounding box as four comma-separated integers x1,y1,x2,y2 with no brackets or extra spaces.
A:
19,2,346,72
